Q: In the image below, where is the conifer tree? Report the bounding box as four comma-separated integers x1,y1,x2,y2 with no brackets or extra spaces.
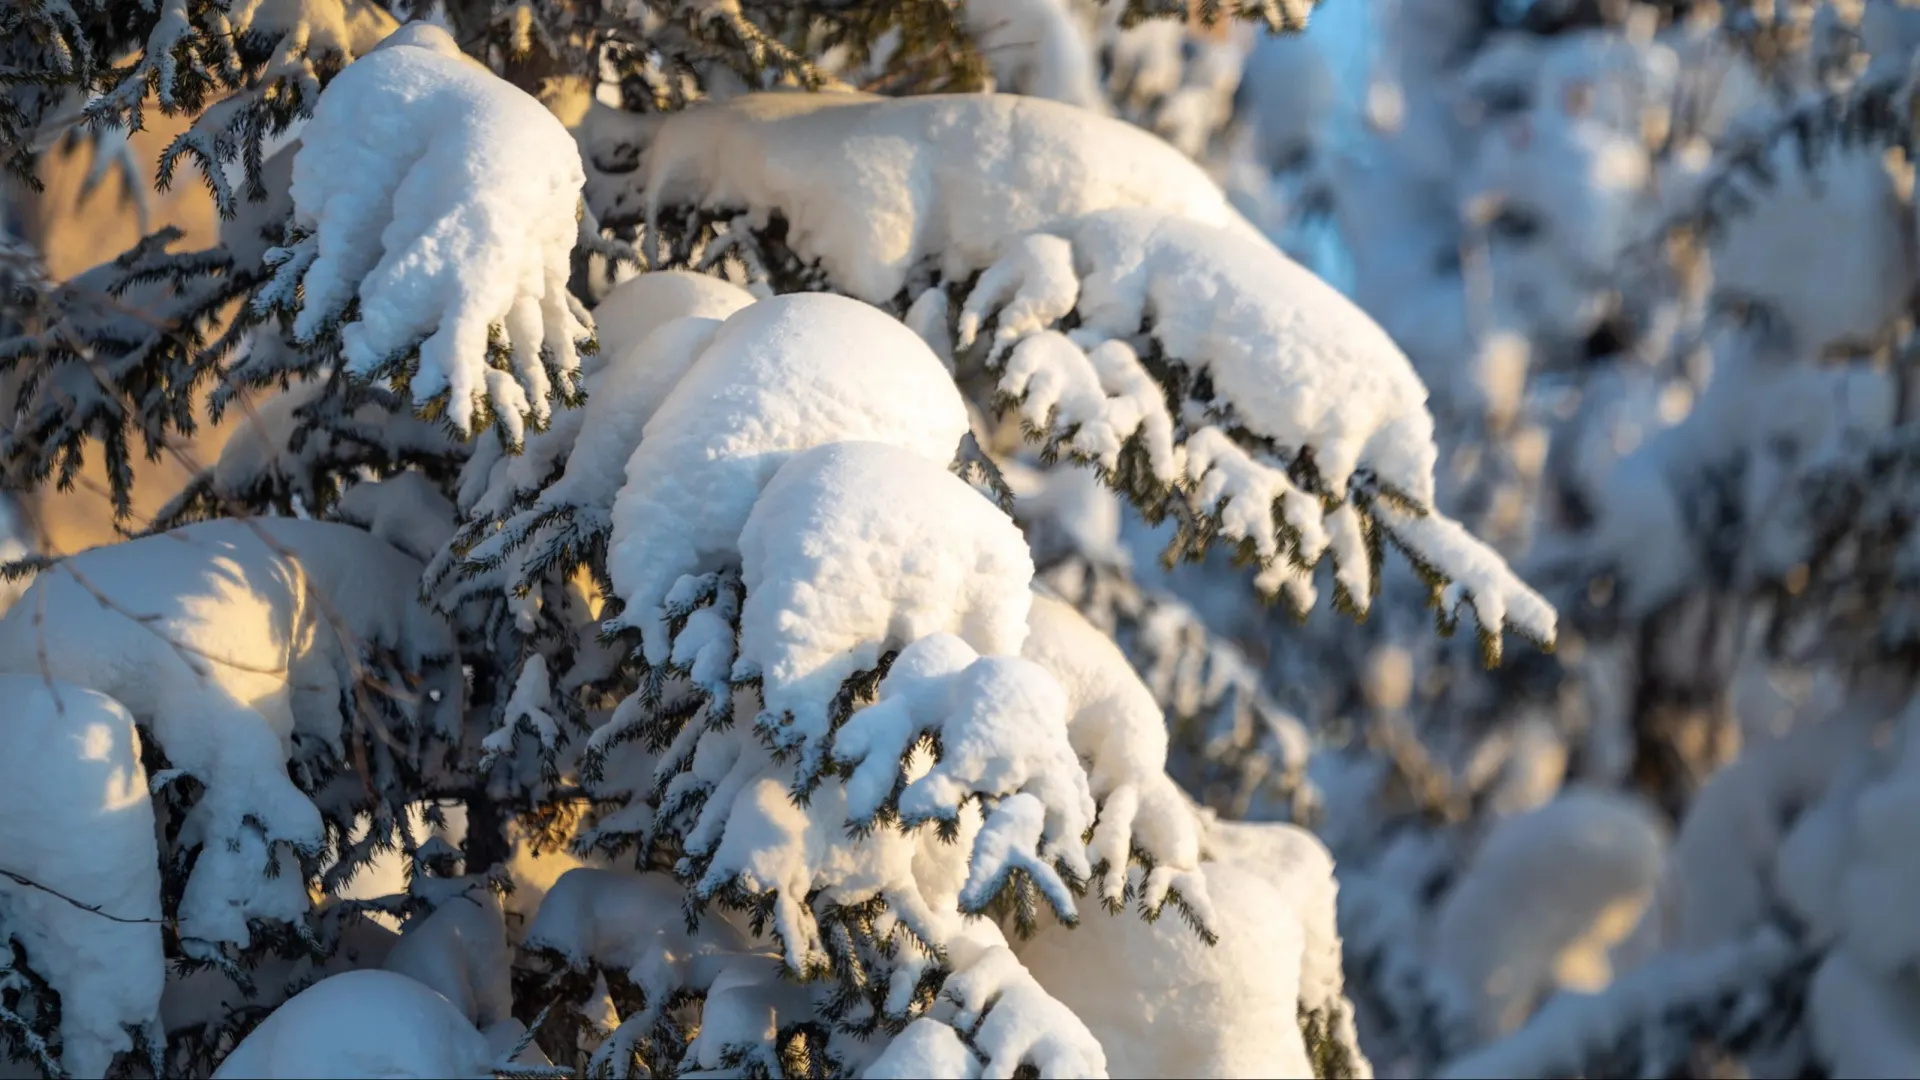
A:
0,3,1564,1078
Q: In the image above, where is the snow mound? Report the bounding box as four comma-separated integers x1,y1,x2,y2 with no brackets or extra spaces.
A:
384,890,514,1028
608,294,970,668
211,969,494,1079
451,314,729,596
693,761,953,974
1018,860,1307,1078
1432,788,1667,1037
586,270,758,376
865,1018,985,1079
525,866,746,980
585,90,1252,303
0,678,164,1078
1207,817,1369,1075
264,21,589,437
0,519,460,949
737,441,1034,778
936,917,1110,1078
521,867,756,1072
336,471,457,563
1709,136,1913,355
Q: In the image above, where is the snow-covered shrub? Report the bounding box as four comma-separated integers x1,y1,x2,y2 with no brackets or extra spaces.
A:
1242,2,1920,1076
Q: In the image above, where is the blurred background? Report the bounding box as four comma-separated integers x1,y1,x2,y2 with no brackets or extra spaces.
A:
11,2,1920,1075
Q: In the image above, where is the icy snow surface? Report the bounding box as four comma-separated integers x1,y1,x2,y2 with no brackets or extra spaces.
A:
266,22,588,436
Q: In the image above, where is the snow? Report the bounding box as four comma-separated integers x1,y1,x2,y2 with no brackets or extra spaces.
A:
212,367,458,506
455,312,729,584
1438,926,1803,1080
585,270,757,378
952,205,1555,649
265,21,589,436
1021,594,1204,912
481,654,561,764
938,918,1109,1079
1430,789,1666,1037
1018,860,1312,1079
1372,500,1558,654
737,442,1036,776
681,953,814,1076
0,519,460,949
610,294,970,669
210,970,494,1079
0,495,31,620
1709,135,1914,355
863,1018,982,1079
693,767,943,973
961,0,1105,113
0,678,164,1078
1206,817,1363,1060
1809,948,1920,1077
595,90,1255,304
1031,206,1438,503
383,889,514,1028
335,472,458,563
522,868,747,1007
835,634,1097,915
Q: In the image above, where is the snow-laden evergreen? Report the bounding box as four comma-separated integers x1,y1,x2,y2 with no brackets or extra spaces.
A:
0,4,1624,1079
